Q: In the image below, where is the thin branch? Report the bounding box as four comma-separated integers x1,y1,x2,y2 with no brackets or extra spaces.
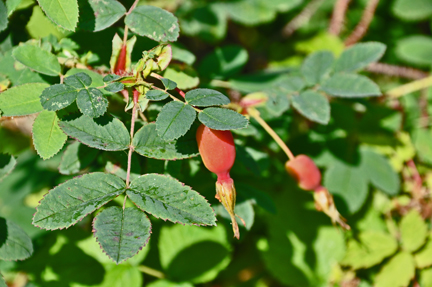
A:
282,0,326,38
126,0,139,15
329,0,351,36
247,107,295,161
125,90,138,188
365,63,429,80
138,265,165,279
344,0,380,46
123,26,129,46
386,75,432,98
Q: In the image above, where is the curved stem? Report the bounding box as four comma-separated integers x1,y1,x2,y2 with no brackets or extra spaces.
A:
138,265,165,279
344,0,380,46
247,107,295,161
387,75,432,98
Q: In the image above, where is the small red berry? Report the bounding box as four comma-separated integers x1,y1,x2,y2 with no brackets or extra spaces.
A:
285,155,321,190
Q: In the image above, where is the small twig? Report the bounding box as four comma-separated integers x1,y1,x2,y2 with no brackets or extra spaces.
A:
329,0,351,36
123,26,129,47
344,0,380,46
125,90,138,188
138,265,165,279
365,63,429,80
386,75,432,98
126,0,139,15
175,87,186,98
247,107,295,160
60,74,65,84
138,110,148,122
282,0,326,38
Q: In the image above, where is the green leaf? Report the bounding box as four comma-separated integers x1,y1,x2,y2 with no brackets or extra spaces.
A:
103,74,120,82
146,90,169,101
341,231,398,269
393,0,432,21
0,154,16,182
396,35,432,66
300,51,334,85
400,210,428,252
66,68,105,88
127,174,216,226
360,149,400,196
59,114,130,151
420,268,432,287
156,101,196,141
125,5,180,42
40,84,78,111
415,236,432,268
133,123,199,160
33,172,125,230
0,274,5,287
375,252,415,287
6,0,23,16
413,128,432,165
77,88,108,118
185,88,230,107
104,82,124,93
324,161,369,214
93,206,151,264
0,218,33,261
321,73,381,97
333,42,386,73
32,110,67,160
59,141,99,175
88,0,126,31
64,72,92,89
223,0,276,26
0,1,7,32
0,83,49,116
159,224,230,283
163,64,199,90
198,107,248,130
198,45,248,79
161,77,177,90
291,90,330,125
37,0,79,31
12,44,61,76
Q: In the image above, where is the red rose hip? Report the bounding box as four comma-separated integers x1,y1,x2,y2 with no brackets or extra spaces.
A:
285,154,321,190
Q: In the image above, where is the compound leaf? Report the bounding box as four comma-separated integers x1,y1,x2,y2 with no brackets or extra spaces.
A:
301,51,333,85
33,172,126,230
127,174,216,226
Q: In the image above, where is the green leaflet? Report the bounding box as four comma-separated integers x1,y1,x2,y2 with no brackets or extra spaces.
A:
291,90,330,125
0,1,7,32
79,0,126,32
300,51,333,85
59,141,99,175
0,83,49,116
146,90,169,101
33,172,126,230
0,154,16,182
133,123,199,160
393,0,432,21
59,114,130,151
76,88,108,118
198,107,248,130
375,252,415,287
333,42,386,73
156,101,196,141
321,73,381,98
0,217,33,261
125,5,180,42
159,224,230,283
185,88,230,107
127,174,216,226
37,0,79,31
395,35,432,67
12,44,61,76
32,110,67,160
93,206,151,264
39,84,78,111
400,210,428,252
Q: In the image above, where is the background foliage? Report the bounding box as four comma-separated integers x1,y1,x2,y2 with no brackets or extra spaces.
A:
1,0,432,286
